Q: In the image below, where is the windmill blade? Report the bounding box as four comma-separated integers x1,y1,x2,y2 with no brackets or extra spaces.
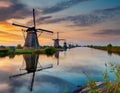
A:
30,72,35,91
9,72,28,78
59,39,65,41
33,8,36,28
12,23,30,28
57,32,59,39
37,64,53,71
37,28,53,33
54,32,64,39
10,64,53,78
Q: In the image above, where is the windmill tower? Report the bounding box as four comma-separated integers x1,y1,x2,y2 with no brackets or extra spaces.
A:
12,9,53,49
53,32,65,48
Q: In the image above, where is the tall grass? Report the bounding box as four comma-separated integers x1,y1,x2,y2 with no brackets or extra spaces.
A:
67,63,120,93
86,63,120,93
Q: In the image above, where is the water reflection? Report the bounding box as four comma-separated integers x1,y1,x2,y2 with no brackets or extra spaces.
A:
9,54,15,59
1,48,120,93
9,54,53,91
54,50,66,65
107,50,112,56
55,51,60,65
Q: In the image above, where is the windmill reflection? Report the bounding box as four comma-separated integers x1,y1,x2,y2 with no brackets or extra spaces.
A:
54,50,66,65
9,54,53,91
23,54,39,73
55,51,60,65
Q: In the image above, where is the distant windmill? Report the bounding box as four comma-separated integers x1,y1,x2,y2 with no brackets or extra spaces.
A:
53,32,65,48
63,39,67,50
12,9,53,49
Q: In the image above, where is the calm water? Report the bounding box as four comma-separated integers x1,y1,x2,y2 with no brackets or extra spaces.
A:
0,47,120,93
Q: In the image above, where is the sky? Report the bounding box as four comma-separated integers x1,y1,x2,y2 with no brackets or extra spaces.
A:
0,0,120,46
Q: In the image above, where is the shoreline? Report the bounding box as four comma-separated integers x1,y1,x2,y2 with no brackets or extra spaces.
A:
0,47,57,57
89,46,120,55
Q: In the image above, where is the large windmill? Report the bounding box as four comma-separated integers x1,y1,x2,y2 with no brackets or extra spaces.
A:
53,32,65,48
12,9,53,49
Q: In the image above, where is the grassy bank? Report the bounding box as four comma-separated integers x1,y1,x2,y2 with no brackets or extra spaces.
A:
0,47,56,57
0,49,9,57
89,45,120,55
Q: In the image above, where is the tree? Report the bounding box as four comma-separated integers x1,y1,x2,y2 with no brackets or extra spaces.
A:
16,44,22,49
107,43,112,48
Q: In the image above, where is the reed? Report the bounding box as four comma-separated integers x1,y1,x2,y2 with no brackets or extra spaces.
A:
86,63,120,93
69,63,120,93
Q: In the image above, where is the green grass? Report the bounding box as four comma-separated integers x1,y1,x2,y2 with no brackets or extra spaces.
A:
15,47,56,55
0,47,56,57
89,46,120,55
15,49,35,54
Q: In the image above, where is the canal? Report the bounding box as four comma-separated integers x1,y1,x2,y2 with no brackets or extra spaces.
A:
0,47,120,93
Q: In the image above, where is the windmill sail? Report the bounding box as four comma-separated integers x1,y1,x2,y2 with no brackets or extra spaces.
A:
33,9,36,28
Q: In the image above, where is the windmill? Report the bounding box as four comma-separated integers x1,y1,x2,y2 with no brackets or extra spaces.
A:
53,32,66,48
9,54,53,91
63,39,67,50
12,9,53,49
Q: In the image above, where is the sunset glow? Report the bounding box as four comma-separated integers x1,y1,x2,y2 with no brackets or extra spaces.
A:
0,0,120,46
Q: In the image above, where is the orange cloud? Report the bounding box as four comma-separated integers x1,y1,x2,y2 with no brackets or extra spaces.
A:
0,22,23,45
0,1,13,8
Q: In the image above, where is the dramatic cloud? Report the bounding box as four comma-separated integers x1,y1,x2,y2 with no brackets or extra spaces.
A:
40,6,120,26
0,0,13,8
0,30,20,37
39,16,52,22
0,0,93,22
42,0,92,14
0,0,31,22
94,29,120,35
